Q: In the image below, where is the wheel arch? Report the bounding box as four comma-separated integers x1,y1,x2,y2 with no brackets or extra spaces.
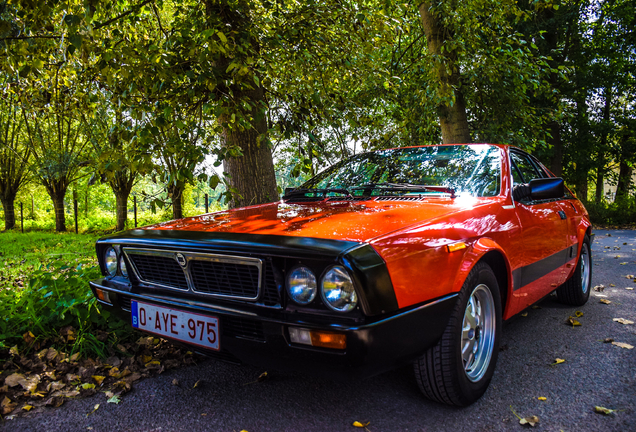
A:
452,238,512,319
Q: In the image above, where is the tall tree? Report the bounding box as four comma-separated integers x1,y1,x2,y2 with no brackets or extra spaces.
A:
418,2,471,144
0,88,30,230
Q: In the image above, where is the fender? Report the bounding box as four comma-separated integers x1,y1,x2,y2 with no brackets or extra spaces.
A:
450,237,514,318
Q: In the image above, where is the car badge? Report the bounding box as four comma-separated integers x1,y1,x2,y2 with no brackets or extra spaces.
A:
175,253,187,267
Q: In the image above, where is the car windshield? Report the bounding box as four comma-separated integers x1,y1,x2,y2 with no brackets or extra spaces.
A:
301,144,501,198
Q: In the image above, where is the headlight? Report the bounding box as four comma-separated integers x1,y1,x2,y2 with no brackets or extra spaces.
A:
321,266,357,312
286,266,317,305
104,247,118,276
119,256,129,278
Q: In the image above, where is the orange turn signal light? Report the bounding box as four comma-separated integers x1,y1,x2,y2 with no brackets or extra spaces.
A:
446,242,467,253
95,288,111,304
310,331,347,350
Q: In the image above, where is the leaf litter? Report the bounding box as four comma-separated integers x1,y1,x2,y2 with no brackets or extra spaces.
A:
510,406,539,427
0,330,199,417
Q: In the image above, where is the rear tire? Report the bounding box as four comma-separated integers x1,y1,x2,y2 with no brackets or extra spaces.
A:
556,235,592,306
413,262,502,406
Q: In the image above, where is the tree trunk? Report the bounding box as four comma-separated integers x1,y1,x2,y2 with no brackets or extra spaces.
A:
596,88,612,203
595,162,604,203
616,161,632,199
168,184,184,220
52,191,66,232
548,120,563,177
419,2,471,144
1,196,16,230
575,171,588,203
115,191,130,231
221,109,279,208
109,169,136,231
206,0,279,208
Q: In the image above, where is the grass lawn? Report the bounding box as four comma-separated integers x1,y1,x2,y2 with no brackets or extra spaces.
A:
0,230,134,357
1,231,101,290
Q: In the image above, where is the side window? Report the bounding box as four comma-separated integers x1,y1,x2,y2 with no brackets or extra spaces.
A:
511,152,540,185
530,157,551,178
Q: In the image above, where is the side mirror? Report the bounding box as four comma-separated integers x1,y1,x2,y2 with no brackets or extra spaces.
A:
513,178,564,201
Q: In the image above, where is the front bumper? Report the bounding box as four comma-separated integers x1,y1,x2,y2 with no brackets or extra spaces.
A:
90,278,457,379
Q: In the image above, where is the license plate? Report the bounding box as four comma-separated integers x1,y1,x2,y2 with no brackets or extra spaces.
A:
131,301,220,351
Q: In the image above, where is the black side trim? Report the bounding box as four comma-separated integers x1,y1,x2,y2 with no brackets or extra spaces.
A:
98,230,362,259
340,245,399,316
512,243,578,291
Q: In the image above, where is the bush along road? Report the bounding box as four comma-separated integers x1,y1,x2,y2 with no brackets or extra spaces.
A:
2,229,635,431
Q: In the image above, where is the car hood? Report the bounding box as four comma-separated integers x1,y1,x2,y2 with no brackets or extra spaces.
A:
142,198,492,243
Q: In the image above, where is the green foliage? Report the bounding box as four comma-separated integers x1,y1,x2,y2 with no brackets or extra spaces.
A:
586,196,636,227
0,232,135,358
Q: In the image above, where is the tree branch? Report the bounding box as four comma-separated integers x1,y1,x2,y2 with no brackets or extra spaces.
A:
94,0,153,30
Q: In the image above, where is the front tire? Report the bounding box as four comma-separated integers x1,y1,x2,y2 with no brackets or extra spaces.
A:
556,235,592,306
414,262,502,406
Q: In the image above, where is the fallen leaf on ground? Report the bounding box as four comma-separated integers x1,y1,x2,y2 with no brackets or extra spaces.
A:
107,395,121,404
23,331,35,345
612,342,634,349
192,380,201,389
51,389,80,398
627,287,634,290
87,404,99,416
620,262,628,265
609,284,616,287
551,358,565,365
519,416,540,427
600,299,612,304
603,338,614,343
575,311,584,317
626,275,635,279
594,285,605,292
9,345,19,356
22,405,33,411
172,379,179,386
45,396,64,407
46,347,58,362
537,397,547,401
532,305,541,309
567,317,582,326
594,406,616,415
613,318,634,325
521,312,528,317
81,383,95,390
4,373,26,388
2,396,17,415
353,421,371,427
92,376,105,386
257,372,268,382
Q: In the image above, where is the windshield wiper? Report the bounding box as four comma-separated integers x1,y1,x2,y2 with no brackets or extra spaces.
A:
283,187,352,200
351,183,455,198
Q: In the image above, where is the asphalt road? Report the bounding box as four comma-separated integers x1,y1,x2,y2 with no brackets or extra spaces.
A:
4,229,636,432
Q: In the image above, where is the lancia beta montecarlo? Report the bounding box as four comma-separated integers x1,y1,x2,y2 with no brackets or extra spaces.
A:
90,144,592,406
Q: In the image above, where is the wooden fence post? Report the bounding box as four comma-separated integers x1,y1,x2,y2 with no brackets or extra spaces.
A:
205,193,209,213
20,202,23,233
134,196,138,228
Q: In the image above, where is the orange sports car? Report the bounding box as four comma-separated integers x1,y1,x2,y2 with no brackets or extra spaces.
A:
90,144,592,406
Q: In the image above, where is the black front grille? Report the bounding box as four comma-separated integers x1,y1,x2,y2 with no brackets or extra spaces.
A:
128,254,189,290
119,295,132,310
190,260,260,298
261,263,280,306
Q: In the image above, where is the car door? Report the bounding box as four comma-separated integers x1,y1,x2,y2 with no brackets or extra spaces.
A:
509,151,569,309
